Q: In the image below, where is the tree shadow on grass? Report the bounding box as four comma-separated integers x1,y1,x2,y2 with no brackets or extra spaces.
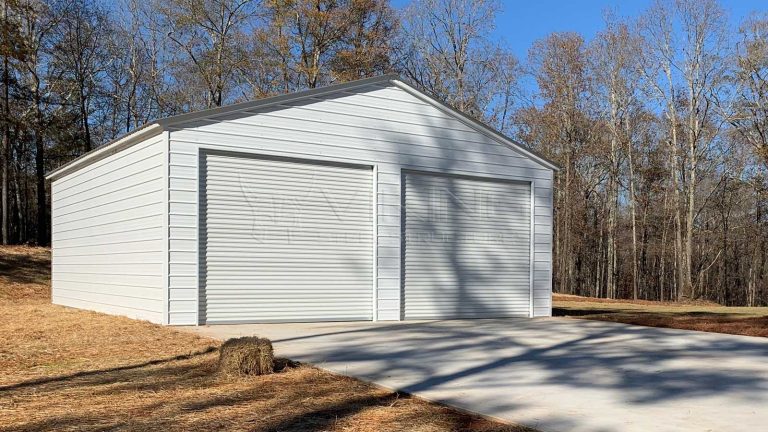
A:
553,306,765,319
552,307,620,316
1,346,521,432
0,249,50,286
0,346,218,392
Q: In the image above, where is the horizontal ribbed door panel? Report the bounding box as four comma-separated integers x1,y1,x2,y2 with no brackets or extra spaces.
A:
200,153,373,323
403,172,531,319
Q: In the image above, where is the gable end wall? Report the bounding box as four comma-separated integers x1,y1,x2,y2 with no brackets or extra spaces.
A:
166,83,553,325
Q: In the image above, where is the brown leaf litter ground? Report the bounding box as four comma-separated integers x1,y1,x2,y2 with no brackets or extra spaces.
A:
0,246,530,431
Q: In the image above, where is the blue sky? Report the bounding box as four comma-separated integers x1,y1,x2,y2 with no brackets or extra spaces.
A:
391,0,766,60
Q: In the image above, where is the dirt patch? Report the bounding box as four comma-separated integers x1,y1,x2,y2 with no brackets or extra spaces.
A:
554,294,768,338
573,313,768,337
0,246,531,431
553,293,720,307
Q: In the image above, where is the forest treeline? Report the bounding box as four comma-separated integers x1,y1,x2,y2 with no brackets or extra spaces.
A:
1,0,766,305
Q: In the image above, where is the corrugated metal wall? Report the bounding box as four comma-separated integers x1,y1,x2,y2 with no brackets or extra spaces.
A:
199,152,373,323
403,172,531,319
50,134,167,323
167,82,554,324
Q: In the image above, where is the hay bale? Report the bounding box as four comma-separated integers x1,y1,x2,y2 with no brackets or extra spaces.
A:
218,336,274,376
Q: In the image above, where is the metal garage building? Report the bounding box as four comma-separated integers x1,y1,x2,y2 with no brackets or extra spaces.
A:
47,74,558,325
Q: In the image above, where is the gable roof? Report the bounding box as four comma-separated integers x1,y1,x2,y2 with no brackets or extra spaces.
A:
46,74,559,181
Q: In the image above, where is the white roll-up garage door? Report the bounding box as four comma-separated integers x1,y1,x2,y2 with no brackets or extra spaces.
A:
403,172,531,319
200,152,373,323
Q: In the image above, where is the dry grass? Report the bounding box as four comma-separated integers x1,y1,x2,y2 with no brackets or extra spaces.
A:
554,293,768,337
0,245,50,302
0,246,530,432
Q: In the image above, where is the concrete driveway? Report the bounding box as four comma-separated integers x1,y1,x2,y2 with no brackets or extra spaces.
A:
185,318,768,432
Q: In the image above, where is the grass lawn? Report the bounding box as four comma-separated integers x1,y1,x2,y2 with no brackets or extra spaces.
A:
0,246,527,432
553,293,768,337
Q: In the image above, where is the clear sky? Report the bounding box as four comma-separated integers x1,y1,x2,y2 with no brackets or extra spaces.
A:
391,0,766,60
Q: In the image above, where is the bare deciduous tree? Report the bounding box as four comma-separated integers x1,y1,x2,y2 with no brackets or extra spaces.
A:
590,16,642,298
160,0,257,108
729,14,768,169
525,32,603,295
639,0,728,300
396,0,520,123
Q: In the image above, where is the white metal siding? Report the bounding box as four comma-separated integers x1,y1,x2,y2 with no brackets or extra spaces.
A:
166,82,554,324
402,173,531,319
51,134,166,323
200,152,373,323
533,178,554,316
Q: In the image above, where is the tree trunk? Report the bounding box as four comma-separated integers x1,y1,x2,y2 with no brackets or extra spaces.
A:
80,86,92,151
13,157,23,242
625,120,639,299
683,93,698,300
606,90,619,299
1,0,9,245
667,113,687,300
35,92,46,246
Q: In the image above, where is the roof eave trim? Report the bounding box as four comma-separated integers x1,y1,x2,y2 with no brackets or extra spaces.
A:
46,123,164,181
389,80,561,172
157,74,400,129
45,74,400,182
46,73,559,181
